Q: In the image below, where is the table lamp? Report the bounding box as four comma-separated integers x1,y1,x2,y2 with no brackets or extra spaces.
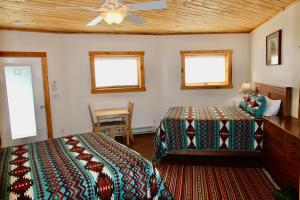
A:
239,82,252,93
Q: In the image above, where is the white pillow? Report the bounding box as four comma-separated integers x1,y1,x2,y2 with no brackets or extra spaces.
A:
263,96,281,116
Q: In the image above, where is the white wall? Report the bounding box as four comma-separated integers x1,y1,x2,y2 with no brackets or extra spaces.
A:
0,30,250,138
251,1,300,118
160,35,250,110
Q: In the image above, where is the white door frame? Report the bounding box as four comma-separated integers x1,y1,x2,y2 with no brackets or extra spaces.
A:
0,51,53,141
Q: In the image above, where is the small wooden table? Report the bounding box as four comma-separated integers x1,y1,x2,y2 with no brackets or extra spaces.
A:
95,108,132,145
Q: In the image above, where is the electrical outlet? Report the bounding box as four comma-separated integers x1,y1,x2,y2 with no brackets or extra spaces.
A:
153,120,156,125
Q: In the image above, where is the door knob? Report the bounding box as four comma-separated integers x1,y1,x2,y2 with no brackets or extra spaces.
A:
40,105,44,109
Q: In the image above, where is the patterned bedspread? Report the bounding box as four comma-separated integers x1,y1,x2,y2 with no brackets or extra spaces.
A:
153,106,263,163
0,132,172,199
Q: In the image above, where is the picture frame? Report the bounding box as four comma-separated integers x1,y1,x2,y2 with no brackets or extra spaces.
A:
266,30,282,66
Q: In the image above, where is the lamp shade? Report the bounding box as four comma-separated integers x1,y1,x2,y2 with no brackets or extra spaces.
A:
239,82,252,93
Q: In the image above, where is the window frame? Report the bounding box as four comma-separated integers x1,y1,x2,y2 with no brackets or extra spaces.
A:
180,50,233,90
89,51,146,94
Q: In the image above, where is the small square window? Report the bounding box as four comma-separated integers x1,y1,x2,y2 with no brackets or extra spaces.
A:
181,50,233,89
89,51,146,94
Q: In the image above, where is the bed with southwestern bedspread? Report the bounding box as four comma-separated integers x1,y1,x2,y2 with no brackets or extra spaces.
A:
153,106,264,163
0,132,172,199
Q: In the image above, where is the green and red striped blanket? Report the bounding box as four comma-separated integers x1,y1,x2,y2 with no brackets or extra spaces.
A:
153,106,263,163
0,132,172,199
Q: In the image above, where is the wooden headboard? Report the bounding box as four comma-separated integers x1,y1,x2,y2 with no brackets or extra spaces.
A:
255,83,292,117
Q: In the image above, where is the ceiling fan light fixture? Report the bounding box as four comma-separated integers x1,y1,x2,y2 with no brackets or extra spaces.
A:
85,0,167,26
104,10,124,25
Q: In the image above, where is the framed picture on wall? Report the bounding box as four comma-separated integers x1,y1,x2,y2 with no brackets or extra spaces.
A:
266,30,282,66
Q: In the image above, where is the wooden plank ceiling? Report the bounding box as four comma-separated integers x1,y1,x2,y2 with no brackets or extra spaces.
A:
0,0,297,34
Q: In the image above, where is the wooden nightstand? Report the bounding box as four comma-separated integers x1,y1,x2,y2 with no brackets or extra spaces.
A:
263,116,300,193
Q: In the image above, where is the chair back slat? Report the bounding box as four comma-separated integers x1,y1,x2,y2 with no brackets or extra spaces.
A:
128,101,134,128
88,104,96,129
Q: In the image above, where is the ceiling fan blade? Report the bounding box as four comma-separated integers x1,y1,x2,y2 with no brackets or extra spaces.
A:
126,15,144,24
127,0,167,11
86,16,103,26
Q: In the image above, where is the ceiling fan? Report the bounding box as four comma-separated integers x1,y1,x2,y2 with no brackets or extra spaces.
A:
83,0,167,26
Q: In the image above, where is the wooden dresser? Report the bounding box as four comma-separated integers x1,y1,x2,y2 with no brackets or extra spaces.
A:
263,116,300,192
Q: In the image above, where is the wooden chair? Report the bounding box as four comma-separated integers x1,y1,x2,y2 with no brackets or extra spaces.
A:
88,104,108,133
110,101,134,144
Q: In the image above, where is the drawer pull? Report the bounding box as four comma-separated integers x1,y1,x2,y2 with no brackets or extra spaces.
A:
291,142,297,146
